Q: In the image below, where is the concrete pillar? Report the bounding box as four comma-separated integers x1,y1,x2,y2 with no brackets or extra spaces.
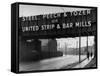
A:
33,39,41,53
48,38,57,57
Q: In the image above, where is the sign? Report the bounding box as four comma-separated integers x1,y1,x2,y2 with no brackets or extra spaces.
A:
21,10,91,21
19,9,96,37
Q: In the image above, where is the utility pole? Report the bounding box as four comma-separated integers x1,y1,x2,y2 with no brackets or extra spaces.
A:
65,42,67,55
79,37,81,63
79,26,81,63
76,40,78,55
87,36,89,59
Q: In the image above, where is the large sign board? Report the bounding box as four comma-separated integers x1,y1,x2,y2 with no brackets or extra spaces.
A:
19,9,96,38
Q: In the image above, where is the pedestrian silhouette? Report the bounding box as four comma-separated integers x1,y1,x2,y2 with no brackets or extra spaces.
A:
87,52,89,60
90,52,93,58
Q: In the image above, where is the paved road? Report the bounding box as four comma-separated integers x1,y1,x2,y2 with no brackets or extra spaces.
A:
19,55,87,71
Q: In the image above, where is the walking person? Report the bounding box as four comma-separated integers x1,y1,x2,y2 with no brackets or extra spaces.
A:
87,52,89,60
90,52,93,58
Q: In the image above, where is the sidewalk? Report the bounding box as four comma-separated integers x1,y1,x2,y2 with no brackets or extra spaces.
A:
61,56,94,69
84,56,96,68
73,57,93,68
